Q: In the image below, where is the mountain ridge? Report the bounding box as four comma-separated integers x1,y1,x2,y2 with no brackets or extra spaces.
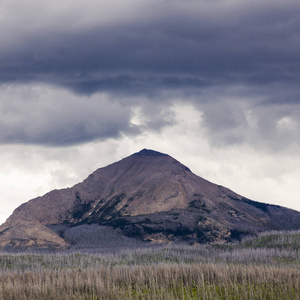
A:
1,149,300,249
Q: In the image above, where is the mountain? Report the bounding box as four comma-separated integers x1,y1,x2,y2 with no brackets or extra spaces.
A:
1,149,300,249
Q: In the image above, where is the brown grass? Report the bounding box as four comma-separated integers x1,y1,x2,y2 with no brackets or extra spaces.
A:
1,231,300,299
1,263,299,299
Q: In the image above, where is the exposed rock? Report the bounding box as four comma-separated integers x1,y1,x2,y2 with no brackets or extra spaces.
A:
0,220,67,250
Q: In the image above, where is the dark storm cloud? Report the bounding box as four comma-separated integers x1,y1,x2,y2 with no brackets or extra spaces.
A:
0,0,300,148
1,1,300,95
0,83,177,146
0,85,136,146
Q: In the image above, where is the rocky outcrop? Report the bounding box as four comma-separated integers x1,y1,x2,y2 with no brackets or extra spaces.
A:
0,220,67,250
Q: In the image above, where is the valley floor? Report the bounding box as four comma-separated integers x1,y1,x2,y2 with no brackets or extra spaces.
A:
0,230,299,299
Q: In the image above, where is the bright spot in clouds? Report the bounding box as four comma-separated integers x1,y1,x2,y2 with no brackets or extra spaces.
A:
277,116,297,132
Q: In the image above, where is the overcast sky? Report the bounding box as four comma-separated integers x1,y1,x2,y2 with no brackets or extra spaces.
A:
1,0,300,224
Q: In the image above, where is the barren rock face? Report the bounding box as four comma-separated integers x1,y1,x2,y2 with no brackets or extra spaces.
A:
1,148,300,249
0,220,67,250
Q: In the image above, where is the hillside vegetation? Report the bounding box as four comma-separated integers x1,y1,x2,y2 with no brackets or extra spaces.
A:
0,229,299,299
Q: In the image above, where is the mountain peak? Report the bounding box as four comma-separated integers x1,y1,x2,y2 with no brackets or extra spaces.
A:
1,149,300,249
134,149,168,157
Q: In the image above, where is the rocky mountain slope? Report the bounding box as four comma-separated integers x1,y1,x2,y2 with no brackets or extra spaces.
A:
1,149,300,249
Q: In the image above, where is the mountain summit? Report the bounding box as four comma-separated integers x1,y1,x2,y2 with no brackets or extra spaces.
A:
1,149,300,249
133,148,169,156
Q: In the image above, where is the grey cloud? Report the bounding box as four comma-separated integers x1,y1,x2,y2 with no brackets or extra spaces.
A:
191,90,300,151
0,84,178,146
1,0,300,150
0,85,133,146
1,1,300,96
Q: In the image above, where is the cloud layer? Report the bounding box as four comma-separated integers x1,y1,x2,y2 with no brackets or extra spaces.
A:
0,84,134,145
1,0,300,93
0,0,299,148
